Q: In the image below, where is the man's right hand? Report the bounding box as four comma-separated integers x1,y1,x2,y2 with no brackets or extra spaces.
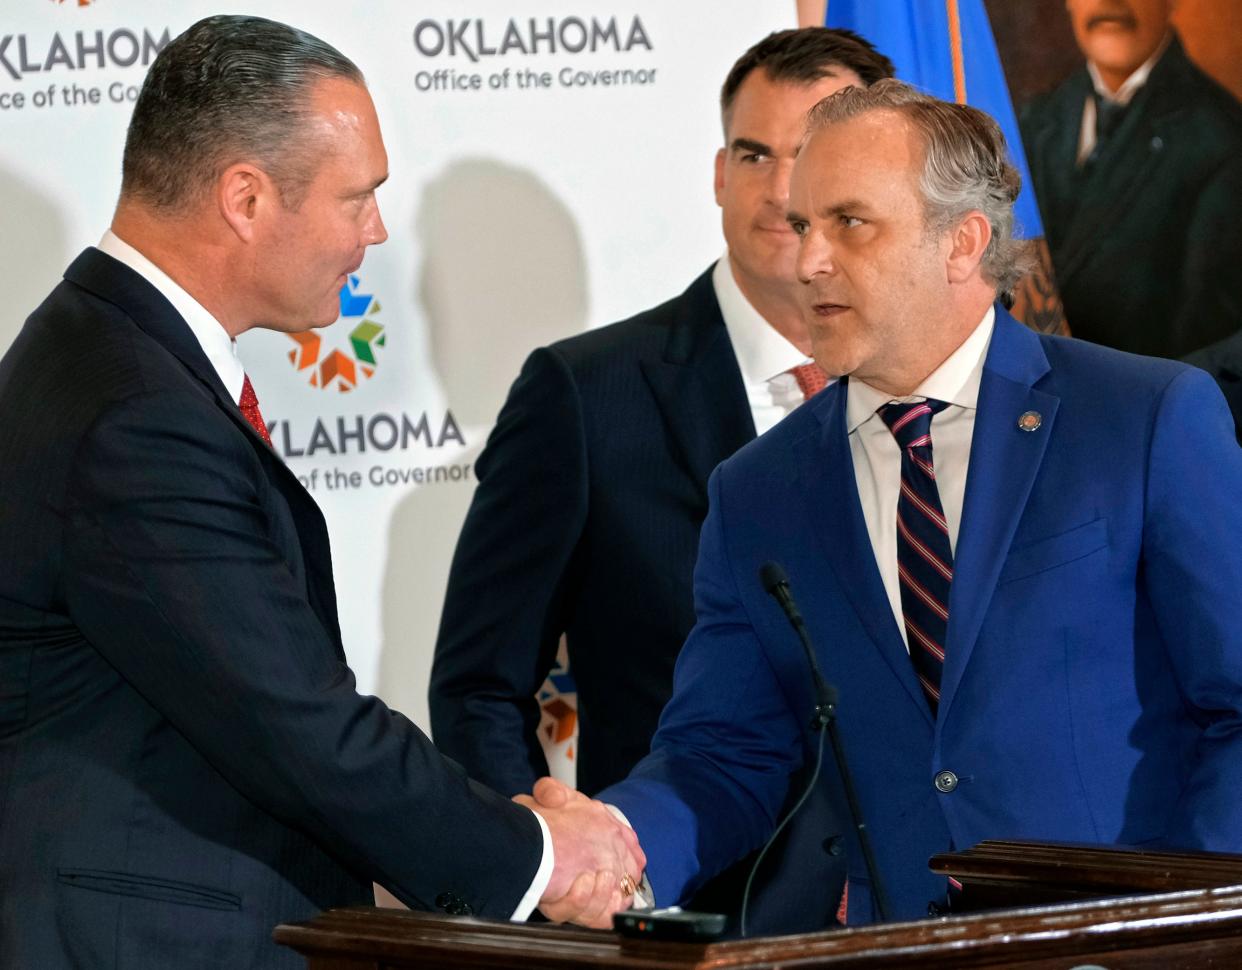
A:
515,777,646,928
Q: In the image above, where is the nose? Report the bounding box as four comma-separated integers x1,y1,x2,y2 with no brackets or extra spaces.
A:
365,202,388,247
767,157,796,211
795,227,836,284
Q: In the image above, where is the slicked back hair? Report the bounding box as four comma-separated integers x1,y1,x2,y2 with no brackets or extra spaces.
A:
720,27,895,135
121,14,364,212
805,79,1034,295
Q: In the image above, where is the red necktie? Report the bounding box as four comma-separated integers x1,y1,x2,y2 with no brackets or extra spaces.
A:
239,375,273,447
789,362,829,400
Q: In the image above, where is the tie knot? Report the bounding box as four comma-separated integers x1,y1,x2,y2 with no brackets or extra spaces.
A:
879,399,947,450
1094,93,1128,141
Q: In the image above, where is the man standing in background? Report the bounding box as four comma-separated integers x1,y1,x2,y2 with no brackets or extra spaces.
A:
0,16,640,968
1021,0,1242,359
429,27,893,801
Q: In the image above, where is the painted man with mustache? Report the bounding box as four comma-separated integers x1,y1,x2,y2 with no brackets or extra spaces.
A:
1020,0,1242,361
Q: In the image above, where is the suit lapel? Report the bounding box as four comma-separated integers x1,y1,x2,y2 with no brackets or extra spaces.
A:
65,248,345,656
795,383,933,724
1025,71,1086,252
640,267,755,492
938,311,1057,722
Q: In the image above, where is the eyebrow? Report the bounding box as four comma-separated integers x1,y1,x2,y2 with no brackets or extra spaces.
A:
729,137,773,156
785,201,869,225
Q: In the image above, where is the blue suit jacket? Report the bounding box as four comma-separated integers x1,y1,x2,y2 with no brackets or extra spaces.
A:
604,308,1242,923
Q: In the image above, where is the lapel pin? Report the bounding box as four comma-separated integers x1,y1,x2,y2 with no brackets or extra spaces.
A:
1018,410,1042,432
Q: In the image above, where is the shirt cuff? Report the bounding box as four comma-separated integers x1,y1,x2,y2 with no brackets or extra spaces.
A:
510,809,554,921
606,804,654,910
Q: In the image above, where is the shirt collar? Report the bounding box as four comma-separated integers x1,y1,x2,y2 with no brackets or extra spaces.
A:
712,253,809,386
847,305,995,434
98,229,246,404
1088,31,1171,106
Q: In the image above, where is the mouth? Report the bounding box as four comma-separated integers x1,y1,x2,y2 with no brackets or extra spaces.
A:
1087,12,1138,31
810,301,850,317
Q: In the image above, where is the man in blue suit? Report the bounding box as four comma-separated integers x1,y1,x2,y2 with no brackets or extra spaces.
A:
573,78,1242,925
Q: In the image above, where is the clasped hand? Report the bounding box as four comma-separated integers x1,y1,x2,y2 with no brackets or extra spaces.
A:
514,777,646,928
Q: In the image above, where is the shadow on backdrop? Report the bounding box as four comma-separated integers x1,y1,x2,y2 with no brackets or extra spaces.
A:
0,166,69,354
377,158,589,732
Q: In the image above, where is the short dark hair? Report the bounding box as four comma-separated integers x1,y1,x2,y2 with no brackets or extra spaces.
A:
720,27,895,132
121,15,364,211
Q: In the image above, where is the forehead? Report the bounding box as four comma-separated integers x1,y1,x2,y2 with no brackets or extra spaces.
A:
725,67,864,143
305,77,388,178
791,110,923,206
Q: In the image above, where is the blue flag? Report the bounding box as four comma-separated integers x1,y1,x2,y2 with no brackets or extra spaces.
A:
825,0,1043,238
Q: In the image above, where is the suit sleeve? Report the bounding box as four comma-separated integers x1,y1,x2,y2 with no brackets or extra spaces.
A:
1143,366,1242,848
62,388,543,918
1174,153,1242,355
429,347,589,796
602,467,804,905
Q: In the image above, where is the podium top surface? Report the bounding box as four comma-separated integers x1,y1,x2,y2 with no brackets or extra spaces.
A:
275,883,1242,969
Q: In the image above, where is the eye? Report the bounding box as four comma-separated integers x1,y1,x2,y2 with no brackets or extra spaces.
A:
739,151,768,164
839,214,863,228
788,220,808,237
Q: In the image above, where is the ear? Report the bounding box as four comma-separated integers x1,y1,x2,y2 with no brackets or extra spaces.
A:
216,162,276,243
713,147,726,207
945,210,992,284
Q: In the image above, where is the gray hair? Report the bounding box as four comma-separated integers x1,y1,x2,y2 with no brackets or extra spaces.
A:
121,15,364,212
805,78,1034,295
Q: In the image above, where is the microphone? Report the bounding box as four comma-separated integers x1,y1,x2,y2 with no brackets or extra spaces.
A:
759,562,835,727
739,562,891,934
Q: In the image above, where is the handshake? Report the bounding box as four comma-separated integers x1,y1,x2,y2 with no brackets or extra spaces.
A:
515,777,649,928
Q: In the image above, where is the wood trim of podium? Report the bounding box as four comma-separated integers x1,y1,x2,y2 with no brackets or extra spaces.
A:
275,843,1242,969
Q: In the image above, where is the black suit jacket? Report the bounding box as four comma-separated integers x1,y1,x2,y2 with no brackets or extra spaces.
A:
430,267,754,797
430,267,847,934
1020,34,1242,359
0,249,542,969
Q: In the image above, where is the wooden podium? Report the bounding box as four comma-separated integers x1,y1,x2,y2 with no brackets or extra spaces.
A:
274,843,1242,969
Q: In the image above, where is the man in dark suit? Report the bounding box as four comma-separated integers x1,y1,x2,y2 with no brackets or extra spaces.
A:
544,79,1242,926
429,28,894,800
1020,0,1242,359
0,16,641,968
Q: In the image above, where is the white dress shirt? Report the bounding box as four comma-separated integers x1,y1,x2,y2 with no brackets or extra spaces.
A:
94,230,554,920
847,307,995,647
98,230,246,404
714,255,826,434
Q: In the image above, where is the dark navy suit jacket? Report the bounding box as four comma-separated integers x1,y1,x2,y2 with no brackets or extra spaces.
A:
0,249,542,969
430,268,756,797
604,308,1242,923
429,267,848,933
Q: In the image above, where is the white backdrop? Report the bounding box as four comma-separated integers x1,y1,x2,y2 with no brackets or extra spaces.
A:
0,2,795,759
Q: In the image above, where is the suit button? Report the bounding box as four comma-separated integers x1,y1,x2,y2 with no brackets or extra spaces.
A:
435,891,474,916
934,770,958,793
823,836,844,856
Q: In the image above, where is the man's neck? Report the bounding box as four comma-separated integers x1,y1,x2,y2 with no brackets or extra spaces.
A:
727,255,812,356
1090,31,1172,98
110,205,241,338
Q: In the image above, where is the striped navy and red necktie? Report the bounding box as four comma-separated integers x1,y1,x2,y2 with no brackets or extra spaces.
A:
879,399,952,714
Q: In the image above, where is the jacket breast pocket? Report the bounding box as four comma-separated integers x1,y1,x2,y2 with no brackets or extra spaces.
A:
996,517,1109,587
57,868,240,911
